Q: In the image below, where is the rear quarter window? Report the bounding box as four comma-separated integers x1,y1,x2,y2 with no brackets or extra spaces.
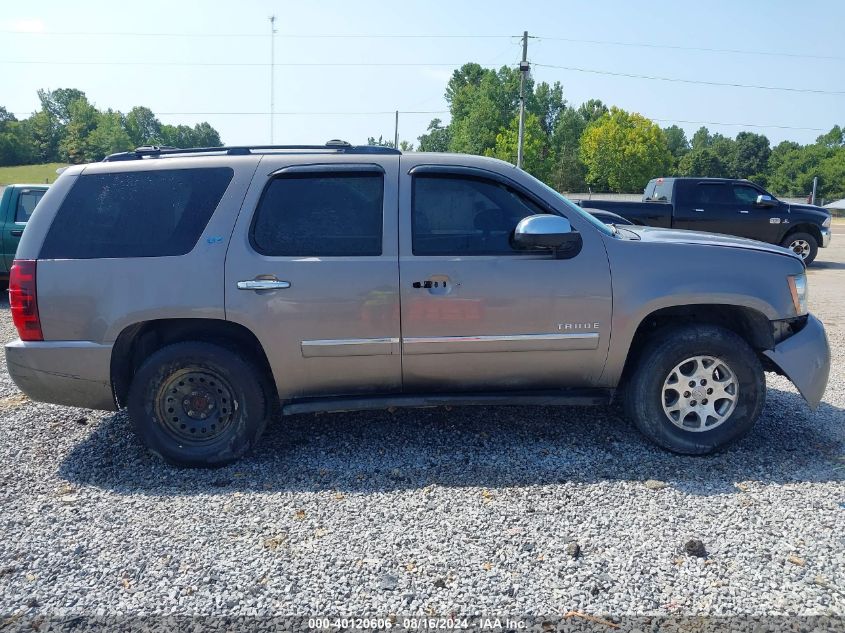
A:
15,189,46,222
39,168,233,259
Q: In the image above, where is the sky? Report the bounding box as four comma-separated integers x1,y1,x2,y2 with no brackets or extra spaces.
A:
1,0,843,148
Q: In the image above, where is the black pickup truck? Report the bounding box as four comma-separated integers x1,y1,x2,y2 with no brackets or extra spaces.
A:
579,177,832,264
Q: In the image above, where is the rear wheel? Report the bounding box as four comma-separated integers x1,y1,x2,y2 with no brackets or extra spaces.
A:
624,325,765,455
128,341,269,467
780,231,818,265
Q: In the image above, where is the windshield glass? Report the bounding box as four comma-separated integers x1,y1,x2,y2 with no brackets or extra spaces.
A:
532,178,616,236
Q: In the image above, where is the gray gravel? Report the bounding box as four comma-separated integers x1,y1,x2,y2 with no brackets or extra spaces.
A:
1,242,844,625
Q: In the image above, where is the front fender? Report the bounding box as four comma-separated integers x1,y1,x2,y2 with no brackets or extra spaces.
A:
763,313,830,409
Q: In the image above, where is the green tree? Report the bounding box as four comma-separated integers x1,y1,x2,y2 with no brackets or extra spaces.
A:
816,125,844,148
733,131,770,180
0,118,37,166
191,122,222,147
579,108,672,192
487,112,550,181
38,88,87,126
577,99,608,125
367,135,395,148
691,126,712,150
530,81,565,135
677,148,731,178
60,97,99,163
27,110,61,162
417,118,451,152
663,125,689,173
549,108,588,191
87,110,133,160
125,106,162,146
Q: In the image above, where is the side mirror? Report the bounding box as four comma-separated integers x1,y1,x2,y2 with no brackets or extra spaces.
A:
513,214,581,257
755,194,776,207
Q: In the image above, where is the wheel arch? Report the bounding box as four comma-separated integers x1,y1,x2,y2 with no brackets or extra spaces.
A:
781,223,822,246
617,304,773,388
111,318,275,408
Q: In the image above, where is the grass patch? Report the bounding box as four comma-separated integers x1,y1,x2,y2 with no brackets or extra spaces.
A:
0,163,68,185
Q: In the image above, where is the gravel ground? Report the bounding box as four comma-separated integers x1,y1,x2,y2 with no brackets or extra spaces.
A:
1,240,844,630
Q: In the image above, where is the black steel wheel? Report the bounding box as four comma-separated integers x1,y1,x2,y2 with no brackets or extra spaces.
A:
128,341,270,467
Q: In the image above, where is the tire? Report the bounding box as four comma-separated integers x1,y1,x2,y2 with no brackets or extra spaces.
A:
780,231,818,265
127,341,269,467
623,325,765,455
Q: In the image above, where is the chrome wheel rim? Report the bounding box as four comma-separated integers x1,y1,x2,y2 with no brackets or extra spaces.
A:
661,355,739,432
156,368,236,444
789,239,811,259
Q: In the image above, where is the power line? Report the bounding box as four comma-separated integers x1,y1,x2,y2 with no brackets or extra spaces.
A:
0,60,466,67
532,35,843,62
533,63,845,96
0,29,513,39
4,57,840,95
3,27,838,61
649,118,825,132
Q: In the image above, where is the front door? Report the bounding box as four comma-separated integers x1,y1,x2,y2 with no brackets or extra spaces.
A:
225,156,402,400
727,183,788,242
398,162,613,392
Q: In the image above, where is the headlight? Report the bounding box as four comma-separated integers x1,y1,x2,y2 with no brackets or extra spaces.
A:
822,216,831,228
788,273,808,315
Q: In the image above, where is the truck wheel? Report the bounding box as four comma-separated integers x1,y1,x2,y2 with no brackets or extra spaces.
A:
127,341,269,467
780,232,818,265
624,325,765,455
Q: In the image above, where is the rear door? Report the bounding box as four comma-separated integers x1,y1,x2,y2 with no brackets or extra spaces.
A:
224,155,402,400
3,187,46,270
397,160,612,393
672,181,734,233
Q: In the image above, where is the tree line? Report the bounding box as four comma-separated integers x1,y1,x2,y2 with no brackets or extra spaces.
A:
0,88,222,165
409,63,845,200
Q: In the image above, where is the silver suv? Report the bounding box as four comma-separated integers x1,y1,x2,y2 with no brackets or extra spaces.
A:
5,143,830,467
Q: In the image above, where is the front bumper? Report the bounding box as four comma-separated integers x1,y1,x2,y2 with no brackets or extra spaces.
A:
821,227,831,248
5,340,117,411
763,313,830,409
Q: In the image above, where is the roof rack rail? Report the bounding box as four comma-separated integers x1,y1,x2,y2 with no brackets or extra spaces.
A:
102,140,401,162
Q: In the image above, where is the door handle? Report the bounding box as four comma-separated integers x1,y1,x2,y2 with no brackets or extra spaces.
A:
10,230,23,237
739,210,749,214
693,208,704,213
237,279,291,291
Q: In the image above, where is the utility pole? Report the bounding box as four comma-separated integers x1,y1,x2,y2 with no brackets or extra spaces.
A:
269,15,277,144
517,31,529,169
811,176,818,205
394,110,399,149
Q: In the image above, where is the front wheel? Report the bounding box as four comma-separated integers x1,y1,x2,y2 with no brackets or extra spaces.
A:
780,232,818,265
624,325,765,455
127,341,270,467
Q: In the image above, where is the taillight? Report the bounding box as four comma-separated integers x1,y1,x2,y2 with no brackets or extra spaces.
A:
9,259,42,341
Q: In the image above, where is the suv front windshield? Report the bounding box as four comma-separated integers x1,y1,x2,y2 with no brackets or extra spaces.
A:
532,177,616,236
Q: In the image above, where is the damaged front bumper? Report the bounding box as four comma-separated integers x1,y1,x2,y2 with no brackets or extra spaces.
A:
763,313,830,409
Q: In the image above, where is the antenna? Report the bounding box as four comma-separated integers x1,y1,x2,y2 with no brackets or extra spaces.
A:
269,15,277,144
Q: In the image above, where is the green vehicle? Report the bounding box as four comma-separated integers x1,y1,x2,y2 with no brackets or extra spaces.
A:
0,184,49,278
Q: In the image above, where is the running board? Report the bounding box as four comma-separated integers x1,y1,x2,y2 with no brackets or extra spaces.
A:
282,389,613,416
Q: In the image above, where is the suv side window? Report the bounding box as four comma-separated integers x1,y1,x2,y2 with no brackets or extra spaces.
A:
15,189,45,222
251,172,383,257
732,184,761,205
412,174,545,256
40,168,233,259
